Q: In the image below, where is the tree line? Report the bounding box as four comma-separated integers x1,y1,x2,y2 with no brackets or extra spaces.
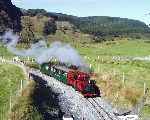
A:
22,9,150,42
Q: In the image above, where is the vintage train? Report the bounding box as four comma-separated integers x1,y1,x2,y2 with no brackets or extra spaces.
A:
40,62,100,97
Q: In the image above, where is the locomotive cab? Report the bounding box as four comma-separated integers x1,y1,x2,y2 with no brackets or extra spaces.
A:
89,80,96,84
83,79,100,97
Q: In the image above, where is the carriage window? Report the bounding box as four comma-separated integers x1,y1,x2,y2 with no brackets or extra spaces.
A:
59,70,61,74
45,66,49,70
61,71,65,74
60,70,63,74
51,67,53,71
83,75,85,81
64,72,67,76
55,68,57,73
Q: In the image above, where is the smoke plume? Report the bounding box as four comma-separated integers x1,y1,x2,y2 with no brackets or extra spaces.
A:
1,31,87,67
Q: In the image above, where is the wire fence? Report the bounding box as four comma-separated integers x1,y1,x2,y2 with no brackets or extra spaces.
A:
0,79,28,120
0,105,8,120
0,58,30,119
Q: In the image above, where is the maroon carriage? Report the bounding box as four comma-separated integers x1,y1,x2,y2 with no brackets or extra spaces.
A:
67,70,100,97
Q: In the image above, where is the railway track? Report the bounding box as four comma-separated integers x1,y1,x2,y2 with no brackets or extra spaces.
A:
87,98,118,120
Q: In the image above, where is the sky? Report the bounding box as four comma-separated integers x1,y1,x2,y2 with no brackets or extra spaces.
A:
12,0,150,25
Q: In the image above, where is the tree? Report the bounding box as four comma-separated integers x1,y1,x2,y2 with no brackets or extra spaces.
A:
0,0,22,33
20,16,35,44
43,18,57,36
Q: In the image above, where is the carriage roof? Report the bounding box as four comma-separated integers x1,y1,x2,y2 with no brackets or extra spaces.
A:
53,65,70,73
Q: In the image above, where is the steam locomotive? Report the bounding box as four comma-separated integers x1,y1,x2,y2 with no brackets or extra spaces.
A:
40,62,100,97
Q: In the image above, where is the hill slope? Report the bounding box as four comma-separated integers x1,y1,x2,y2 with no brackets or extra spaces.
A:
56,14,150,40
23,9,150,41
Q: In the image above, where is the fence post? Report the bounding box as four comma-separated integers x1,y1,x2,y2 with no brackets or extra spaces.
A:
144,82,146,95
9,78,12,112
10,96,12,112
113,69,116,76
97,64,99,72
122,72,125,87
20,79,23,96
90,64,92,69
101,58,103,63
21,80,23,91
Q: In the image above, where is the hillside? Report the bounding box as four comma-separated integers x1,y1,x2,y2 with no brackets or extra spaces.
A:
54,13,150,34
53,14,150,41
22,9,150,41
0,2,150,41
0,0,22,33
72,16,150,36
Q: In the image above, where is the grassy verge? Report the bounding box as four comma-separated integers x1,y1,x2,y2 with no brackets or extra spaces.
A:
10,81,42,120
140,105,150,119
0,63,26,120
10,79,62,120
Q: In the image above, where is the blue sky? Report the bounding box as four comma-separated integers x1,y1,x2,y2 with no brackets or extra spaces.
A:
12,0,150,25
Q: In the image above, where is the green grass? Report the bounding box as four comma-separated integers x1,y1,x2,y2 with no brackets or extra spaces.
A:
74,39,150,108
140,105,150,119
10,79,62,120
0,42,41,119
47,30,92,44
0,64,25,120
10,81,42,120
77,40,150,57
0,44,14,59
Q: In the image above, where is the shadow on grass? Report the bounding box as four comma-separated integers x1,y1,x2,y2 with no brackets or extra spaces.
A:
31,74,63,120
10,74,64,120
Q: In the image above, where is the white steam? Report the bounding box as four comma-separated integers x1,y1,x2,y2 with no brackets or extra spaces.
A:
1,31,19,48
1,31,86,67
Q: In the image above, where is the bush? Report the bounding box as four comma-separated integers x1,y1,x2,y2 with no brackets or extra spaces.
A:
20,16,35,44
43,19,57,36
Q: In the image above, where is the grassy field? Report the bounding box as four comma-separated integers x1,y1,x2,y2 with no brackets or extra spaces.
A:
0,63,26,120
75,40,150,106
71,39,150,118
